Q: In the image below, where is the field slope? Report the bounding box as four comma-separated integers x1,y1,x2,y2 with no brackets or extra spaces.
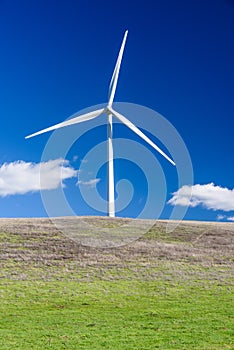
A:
0,218,233,349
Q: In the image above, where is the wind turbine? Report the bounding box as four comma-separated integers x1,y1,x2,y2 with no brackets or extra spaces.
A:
25,30,175,217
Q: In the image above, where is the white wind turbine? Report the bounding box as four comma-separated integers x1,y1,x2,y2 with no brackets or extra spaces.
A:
26,30,175,217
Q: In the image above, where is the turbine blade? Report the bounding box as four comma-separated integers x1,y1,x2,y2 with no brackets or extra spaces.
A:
109,107,176,166
108,30,128,107
25,108,105,139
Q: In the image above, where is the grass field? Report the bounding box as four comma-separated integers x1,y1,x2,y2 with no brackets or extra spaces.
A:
0,218,233,349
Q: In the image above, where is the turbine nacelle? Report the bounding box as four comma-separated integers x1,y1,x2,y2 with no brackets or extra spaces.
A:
106,107,112,115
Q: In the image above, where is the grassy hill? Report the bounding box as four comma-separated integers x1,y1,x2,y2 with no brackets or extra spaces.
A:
0,218,233,349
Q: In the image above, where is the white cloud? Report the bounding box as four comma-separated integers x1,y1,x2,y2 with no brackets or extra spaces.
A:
217,214,234,221
217,214,226,221
0,159,77,197
77,178,100,188
168,183,234,212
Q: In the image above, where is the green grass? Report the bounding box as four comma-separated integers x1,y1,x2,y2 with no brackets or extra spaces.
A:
0,278,233,349
0,218,233,349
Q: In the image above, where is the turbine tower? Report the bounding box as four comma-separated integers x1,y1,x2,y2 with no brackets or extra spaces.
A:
26,30,175,217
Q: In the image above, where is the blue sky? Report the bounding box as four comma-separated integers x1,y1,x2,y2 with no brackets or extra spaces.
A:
0,0,233,221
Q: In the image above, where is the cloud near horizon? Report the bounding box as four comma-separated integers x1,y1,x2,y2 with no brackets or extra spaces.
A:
168,183,234,212
217,214,234,222
77,178,101,188
0,159,77,196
